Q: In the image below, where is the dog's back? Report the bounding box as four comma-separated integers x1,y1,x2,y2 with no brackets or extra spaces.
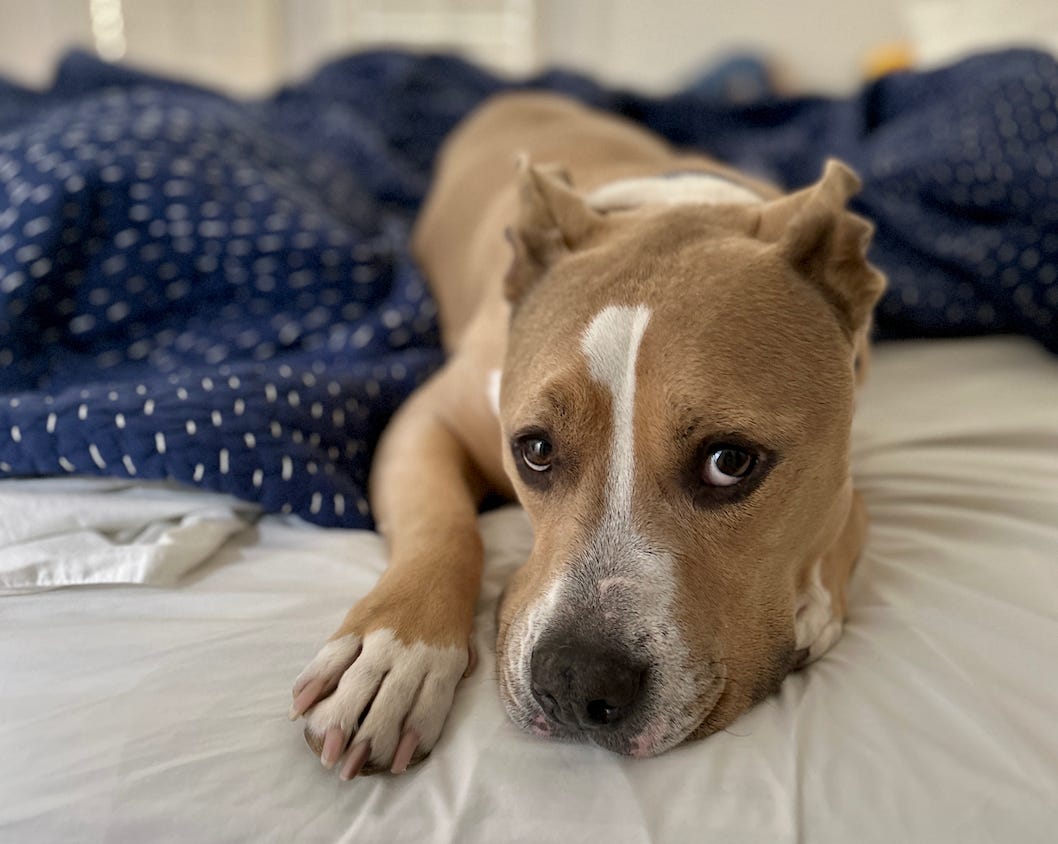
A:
413,92,737,349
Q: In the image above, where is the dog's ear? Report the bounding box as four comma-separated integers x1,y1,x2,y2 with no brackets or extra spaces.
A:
757,160,886,334
504,156,602,303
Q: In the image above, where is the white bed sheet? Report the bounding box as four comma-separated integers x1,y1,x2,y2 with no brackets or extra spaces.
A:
1,337,1057,844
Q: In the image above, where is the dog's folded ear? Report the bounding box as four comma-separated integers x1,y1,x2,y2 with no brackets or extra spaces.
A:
757,159,887,334
504,156,602,303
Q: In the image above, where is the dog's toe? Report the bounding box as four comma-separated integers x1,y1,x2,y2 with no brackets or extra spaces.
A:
303,725,325,756
289,634,362,720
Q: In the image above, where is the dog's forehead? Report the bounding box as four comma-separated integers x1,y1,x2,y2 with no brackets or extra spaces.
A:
525,210,817,342
504,203,854,442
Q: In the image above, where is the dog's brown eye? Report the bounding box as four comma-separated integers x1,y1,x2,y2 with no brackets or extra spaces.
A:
702,446,755,486
520,437,553,472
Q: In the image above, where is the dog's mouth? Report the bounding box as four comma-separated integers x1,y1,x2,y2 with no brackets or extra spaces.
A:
501,672,728,758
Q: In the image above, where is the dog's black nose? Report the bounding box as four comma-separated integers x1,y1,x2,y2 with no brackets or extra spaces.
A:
530,640,645,730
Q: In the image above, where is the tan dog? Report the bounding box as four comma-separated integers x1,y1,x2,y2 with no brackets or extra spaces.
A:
289,92,885,777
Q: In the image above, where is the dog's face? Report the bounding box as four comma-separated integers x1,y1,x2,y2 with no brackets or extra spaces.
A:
495,161,884,757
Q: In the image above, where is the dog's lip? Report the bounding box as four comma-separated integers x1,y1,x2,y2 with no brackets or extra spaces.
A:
512,671,727,758
657,673,727,752
614,676,727,758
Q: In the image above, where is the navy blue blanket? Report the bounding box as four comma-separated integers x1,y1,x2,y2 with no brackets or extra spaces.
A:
1,49,1056,527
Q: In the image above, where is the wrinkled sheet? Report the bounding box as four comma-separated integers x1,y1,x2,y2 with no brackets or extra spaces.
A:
0,478,256,593
0,337,1056,843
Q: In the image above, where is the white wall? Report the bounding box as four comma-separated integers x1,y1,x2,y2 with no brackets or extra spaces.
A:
0,0,92,88
535,0,906,93
0,0,1056,95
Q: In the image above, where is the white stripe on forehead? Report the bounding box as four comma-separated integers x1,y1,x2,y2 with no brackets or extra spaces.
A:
586,172,764,212
581,304,651,526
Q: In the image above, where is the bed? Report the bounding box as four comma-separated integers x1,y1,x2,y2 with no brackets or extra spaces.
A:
1,48,1057,843
2,336,1056,843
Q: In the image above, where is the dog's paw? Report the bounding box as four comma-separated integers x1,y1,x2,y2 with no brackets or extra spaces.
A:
290,628,473,779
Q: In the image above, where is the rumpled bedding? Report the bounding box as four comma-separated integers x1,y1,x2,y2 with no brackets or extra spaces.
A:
0,477,256,593
1,336,1055,843
0,48,1056,528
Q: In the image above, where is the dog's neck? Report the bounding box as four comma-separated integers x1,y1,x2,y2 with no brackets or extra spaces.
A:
586,171,765,212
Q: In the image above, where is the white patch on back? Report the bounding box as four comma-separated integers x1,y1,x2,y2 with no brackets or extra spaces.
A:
795,559,843,662
587,172,764,213
581,304,651,528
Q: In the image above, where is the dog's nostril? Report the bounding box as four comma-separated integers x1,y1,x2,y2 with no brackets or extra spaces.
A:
578,664,642,728
585,698,621,725
532,685,559,713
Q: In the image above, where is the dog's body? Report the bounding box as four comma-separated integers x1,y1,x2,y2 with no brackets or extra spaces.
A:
289,93,885,778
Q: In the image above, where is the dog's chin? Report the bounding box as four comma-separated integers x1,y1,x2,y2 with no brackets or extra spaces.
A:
500,674,727,759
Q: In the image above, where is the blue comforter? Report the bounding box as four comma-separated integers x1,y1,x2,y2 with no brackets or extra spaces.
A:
1,49,1055,527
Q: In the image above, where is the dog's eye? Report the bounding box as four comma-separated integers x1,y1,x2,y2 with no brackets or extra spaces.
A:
701,445,756,486
519,436,554,472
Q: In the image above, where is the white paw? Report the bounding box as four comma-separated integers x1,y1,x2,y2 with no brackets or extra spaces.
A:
290,628,469,778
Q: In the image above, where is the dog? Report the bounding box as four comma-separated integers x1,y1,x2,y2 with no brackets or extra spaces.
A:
288,92,885,778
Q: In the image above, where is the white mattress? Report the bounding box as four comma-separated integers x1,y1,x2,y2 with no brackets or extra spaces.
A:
1,337,1057,844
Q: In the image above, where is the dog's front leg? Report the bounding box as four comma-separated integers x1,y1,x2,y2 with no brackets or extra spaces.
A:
290,369,488,778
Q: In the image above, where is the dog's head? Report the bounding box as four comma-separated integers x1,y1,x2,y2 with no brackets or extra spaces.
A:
495,159,884,756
